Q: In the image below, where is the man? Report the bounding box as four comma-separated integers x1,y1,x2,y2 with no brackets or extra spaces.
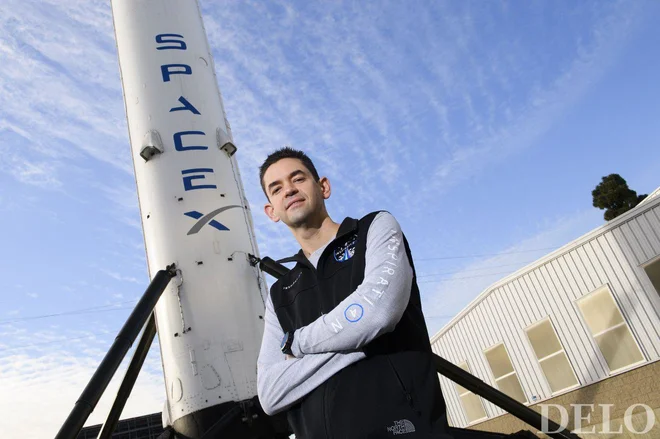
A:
256,147,450,438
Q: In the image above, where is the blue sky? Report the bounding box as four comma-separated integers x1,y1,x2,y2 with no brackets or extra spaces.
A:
1,0,659,436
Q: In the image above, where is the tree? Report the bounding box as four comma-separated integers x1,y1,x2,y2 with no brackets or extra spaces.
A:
592,174,648,221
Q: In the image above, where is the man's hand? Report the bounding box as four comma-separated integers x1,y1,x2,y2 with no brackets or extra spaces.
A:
257,291,366,415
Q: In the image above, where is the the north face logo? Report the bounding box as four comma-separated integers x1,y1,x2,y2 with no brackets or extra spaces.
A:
387,419,416,435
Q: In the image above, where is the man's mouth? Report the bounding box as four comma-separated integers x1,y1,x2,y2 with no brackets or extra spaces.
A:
286,199,304,210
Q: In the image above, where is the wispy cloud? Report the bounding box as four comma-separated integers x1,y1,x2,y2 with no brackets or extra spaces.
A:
0,320,165,438
0,0,150,238
1,153,63,189
197,0,644,229
0,349,164,438
0,0,642,238
415,0,641,208
421,208,602,335
95,182,144,231
99,268,143,284
0,0,128,170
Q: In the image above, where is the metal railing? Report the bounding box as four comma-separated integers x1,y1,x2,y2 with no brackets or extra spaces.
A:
432,355,580,439
54,265,177,439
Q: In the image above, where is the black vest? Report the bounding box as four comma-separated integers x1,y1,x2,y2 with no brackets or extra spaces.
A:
270,212,448,438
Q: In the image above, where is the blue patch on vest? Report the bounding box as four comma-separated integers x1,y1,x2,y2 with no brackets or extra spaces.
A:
344,303,364,322
334,234,357,262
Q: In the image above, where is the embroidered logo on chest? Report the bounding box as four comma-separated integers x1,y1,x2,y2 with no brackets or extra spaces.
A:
334,233,358,262
282,272,302,290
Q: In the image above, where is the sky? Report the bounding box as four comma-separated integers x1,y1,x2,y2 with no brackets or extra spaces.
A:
1,0,660,437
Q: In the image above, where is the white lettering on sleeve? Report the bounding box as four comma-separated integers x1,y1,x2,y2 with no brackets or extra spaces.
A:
382,266,395,275
371,289,384,299
330,318,344,333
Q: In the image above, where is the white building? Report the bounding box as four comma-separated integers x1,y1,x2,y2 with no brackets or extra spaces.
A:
430,188,660,430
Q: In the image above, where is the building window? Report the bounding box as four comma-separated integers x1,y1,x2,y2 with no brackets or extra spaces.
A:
525,318,579,394
577,285,645,373
484,343,527,403
454,362,488,424
643,256,660,296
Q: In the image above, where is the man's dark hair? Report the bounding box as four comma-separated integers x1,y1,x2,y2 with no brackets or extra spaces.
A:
259,147,320,197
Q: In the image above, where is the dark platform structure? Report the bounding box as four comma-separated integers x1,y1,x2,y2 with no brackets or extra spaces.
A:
77,412,164,439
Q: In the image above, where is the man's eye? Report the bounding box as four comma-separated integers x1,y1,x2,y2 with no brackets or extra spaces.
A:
294,178,304,183
272,188,281,195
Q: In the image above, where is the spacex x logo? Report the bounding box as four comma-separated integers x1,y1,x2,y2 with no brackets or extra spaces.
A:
184,205,241,235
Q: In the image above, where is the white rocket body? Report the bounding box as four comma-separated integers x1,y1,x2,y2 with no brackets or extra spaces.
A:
111,0,266,427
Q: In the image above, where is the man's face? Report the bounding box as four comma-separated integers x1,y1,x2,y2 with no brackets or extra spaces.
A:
262,158,330,228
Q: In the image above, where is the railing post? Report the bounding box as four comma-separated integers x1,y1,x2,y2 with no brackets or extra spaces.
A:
54,264,176,439
97,313,158,439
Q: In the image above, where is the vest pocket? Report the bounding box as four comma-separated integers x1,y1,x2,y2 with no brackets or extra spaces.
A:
385,355,417,412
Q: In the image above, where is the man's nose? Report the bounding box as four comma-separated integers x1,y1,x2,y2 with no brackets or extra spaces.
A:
284,184,298,197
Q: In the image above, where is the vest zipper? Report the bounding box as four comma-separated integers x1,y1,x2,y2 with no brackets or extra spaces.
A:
385,356,417,411
322,382,331,439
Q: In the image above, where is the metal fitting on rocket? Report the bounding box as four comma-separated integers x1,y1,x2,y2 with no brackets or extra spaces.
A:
111,0,268,435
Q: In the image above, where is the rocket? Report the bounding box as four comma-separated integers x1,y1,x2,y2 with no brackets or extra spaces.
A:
111,0,276,436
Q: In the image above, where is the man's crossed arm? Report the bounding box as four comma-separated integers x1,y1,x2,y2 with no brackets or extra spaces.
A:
256,294,365,415
290,212,413,357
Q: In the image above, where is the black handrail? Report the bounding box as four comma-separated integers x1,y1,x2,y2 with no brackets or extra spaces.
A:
54,265,176,439
433,355,580,439
98,313,158,439
259,256,290,278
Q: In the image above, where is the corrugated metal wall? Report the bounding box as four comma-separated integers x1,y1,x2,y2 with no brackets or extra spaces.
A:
431,200,660,428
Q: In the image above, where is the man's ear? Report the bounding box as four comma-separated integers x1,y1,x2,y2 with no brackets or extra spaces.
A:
264,203,280,222
319,176,332,200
